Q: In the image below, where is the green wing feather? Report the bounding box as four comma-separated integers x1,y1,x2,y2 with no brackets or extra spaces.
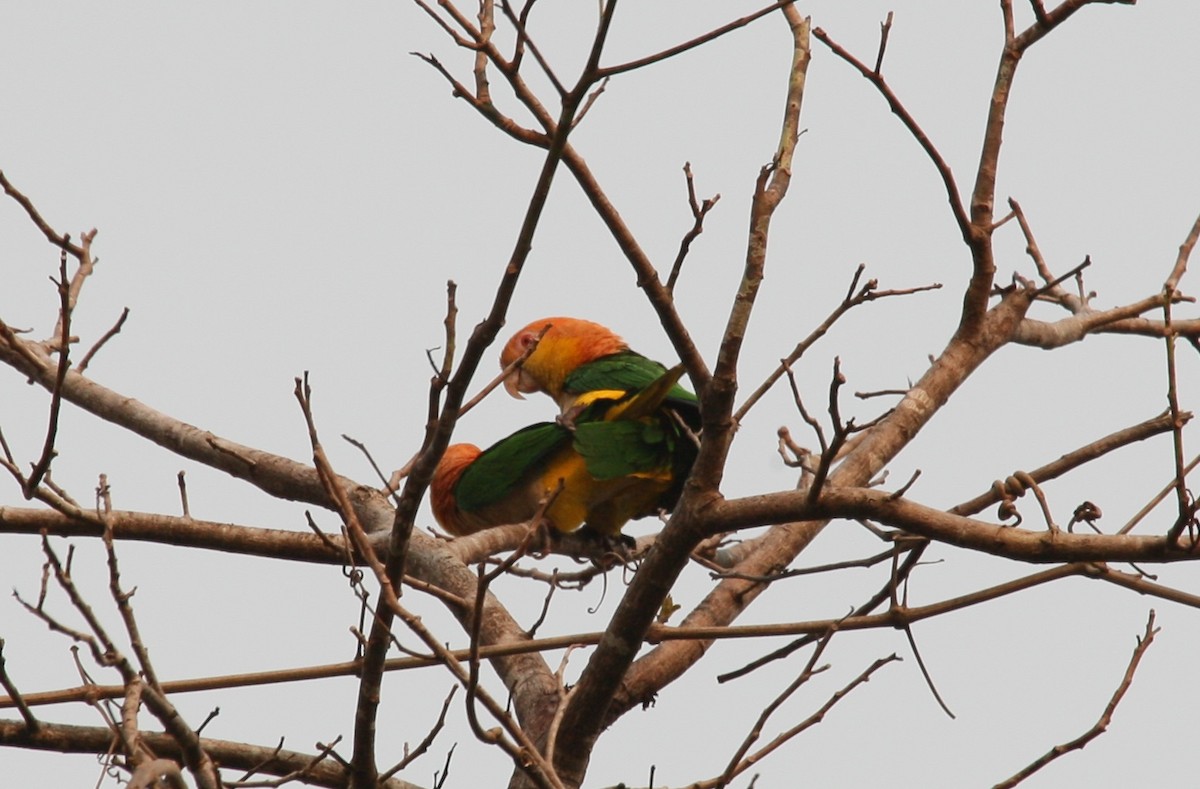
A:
455,422,570,512
574,419,674,480
573,365,687,481
564,352,698,411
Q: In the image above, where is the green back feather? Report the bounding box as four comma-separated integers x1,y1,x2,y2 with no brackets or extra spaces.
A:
455,422,570,512
564,352,697,408
574,418,675,480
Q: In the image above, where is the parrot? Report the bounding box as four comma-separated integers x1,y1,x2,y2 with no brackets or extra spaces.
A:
430,364,691,543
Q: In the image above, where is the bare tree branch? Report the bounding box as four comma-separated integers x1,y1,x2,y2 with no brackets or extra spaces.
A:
0,718,423,789
992,610,1159,789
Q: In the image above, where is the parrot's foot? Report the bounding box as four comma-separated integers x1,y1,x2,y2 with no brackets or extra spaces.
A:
577,525,637,567
543,526,637,566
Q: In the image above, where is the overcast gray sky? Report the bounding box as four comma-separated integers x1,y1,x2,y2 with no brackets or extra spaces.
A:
3,2,1199,786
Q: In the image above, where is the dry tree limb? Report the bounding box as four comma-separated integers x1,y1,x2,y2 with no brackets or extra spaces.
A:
413,0,481,46
717,542,927,683
378,686,457,782
128,758,187,789
474,0,495,105
21,252,73,496
49,228,98,346
0,169,84,256
0,719,423,789
101,522,161,689
0,639,37,732
711,544,905,584
1007,197,1084,308
811,26,970,247
1164,210,1200,294
715,485,1200,564
77,306,130,373
950,411,1186,518
715,627,839,787
1161,216,1200,544
805,358,851,504
464,527,543,745
698,653,900,789
543,646,583,769
0,506,349,563
873,11,892,73
0,504,633,580
735,263,940,422
1161,291,1195,546
233,735,349,788
992,610,1159,789
1094,565,1200,610
666,162,721,294
597,0,798,79
610,5,1041,732
572,76,610,129
175,471,191,518
898,620,954,720
499,0,567,96
457,319,548,418
119,677,145,757
817,1,1129,335
782,362,827,470
15,566,1190,738
0,326,400,531
1120,453,1200,535
1012,287,1198,348
412,51,548,146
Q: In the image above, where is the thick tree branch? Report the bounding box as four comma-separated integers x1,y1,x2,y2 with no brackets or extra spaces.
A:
0,719,422,789
714,486,1200,564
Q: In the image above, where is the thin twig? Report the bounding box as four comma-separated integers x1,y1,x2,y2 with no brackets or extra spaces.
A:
176,472,190,518
78,307,130,374
666,162,721,294
735,264,940,421
0,639,38,732
812,26,970,240
0,170,84,255
378,687,458,781
873,11,894,74
24,252,73,495
717,627,839,786
1119,453,1200,535
992,610,1160,789
1161,291,1194,544
597,0,798,78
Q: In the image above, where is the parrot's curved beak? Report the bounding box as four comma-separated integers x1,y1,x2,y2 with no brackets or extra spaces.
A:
503,370,526,400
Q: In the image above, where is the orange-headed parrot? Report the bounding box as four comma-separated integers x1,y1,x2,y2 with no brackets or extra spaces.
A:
430,365,690,542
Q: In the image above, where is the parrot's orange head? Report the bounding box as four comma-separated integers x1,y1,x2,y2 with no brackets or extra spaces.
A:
500,317,627,405
430,443,482,536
